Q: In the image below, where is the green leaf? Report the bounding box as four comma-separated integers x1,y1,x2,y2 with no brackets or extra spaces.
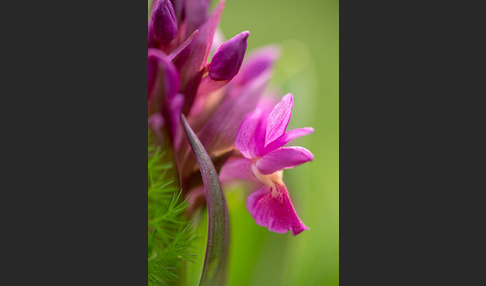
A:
181,114,229,286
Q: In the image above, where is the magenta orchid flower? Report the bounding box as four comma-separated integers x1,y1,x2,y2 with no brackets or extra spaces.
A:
221,93,314,236
148,1,316,283
148,0,314,236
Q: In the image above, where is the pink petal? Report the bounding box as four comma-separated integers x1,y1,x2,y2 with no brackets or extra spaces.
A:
194,73,268,156
256,146,313,175
189,71,229,120
170,0,184,24
264,127,314,154
235,107,268,159
177,75,266,182
210,28,225,56
247,184,309,236
148,49,180,102
231,45,281,87
148,20,154,49
183,0,210,38
219,157,257,183
167,29,199,61
195,76,229,99
265,93,293,145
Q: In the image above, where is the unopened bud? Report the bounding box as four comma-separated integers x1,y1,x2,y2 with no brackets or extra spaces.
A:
151,0,178,44
209,31,249,81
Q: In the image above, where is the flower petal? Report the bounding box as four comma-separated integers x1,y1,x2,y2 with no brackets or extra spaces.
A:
168,93,184,140
183,0,210,38
234,107,268,159
247,184,309,236
167,29,199,61
177,76,267,184
148,49,180,106
210,28,226,56
148,20,154,49
231,45,281,87
265,93,293,145
256,146,313,175
219,157,256,183
196,77,271,152
264,127,314,154
194,76,230,104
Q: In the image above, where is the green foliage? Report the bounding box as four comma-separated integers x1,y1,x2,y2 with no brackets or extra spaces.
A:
181,115,229,286
148,143,195,286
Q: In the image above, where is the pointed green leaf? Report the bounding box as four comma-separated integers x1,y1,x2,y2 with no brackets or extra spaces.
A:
181,114,229,286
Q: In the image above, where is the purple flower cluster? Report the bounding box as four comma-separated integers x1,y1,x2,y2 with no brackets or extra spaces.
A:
148,0,313,236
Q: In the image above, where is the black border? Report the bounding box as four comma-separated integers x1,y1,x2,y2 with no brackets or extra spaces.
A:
2,0,147,284
341,1,482,285
2,0,482,284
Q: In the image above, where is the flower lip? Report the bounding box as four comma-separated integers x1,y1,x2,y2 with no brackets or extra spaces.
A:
246,183,309,236
151,0,178,44
208,31,250,81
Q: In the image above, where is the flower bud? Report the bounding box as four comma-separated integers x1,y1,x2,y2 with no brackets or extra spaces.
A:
151,0,178,44
208,31,249,81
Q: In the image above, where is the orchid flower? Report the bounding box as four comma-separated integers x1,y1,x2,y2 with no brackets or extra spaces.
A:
148,1,316,284
148,0,313,236
221,93,314,236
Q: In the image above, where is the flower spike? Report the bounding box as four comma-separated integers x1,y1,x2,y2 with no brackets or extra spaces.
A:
147,0,317,283
147,0,314,239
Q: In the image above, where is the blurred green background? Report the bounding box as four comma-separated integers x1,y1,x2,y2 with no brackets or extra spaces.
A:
186,0,339,285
